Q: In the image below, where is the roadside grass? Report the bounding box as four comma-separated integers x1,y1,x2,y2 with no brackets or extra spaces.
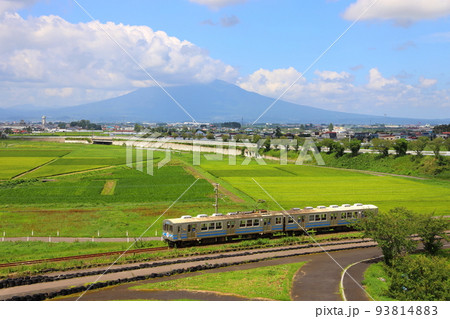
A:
361,262,395,301
131,261,306,300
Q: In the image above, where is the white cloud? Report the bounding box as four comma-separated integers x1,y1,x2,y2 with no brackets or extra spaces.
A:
419,77,437,88
238,67,450,118
367,68,399,90
315,70,351,81
343,0,450,26
0,12,238,107
189,0,248,10
0,0,38,15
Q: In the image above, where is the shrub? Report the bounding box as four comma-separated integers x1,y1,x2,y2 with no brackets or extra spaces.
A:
388,254,449,301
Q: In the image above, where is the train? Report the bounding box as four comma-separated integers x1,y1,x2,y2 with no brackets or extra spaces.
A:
162,203,378,247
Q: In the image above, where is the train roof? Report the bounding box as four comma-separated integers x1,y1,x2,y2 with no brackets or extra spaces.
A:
163,204,378,224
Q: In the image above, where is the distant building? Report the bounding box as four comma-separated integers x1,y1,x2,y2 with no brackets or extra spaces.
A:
41,116,47,127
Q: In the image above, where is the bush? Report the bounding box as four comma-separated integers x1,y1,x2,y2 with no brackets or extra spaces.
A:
388,254,449,301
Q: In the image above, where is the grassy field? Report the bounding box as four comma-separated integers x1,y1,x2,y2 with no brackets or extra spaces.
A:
131,261,306,300
201,160,450,216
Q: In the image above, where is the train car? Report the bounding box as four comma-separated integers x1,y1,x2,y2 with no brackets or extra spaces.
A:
162,204,378,247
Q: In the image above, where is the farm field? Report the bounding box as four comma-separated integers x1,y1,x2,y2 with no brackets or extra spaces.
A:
131,261,306,300
201,160,450,216
1,140,449,239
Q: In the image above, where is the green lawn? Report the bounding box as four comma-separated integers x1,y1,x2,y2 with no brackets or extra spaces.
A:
201,160,450,216
131,261,306,300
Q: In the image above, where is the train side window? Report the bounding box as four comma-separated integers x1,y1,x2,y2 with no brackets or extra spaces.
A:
287,217,294,224
230,221,235,228
353,212,358,218
188,225,191,232
254,219,260,226
275,217,282,224
309,215,315,222
216,222,222,230
321,214,327,221
227,221,231,229
209,223,215,230
361,211,366,218
315,214,321,221
240,220,246,228
201,223,207,231
247,219,253,227
298,216,304,223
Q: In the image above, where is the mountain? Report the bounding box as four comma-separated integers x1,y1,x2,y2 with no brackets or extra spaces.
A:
0,80,448,124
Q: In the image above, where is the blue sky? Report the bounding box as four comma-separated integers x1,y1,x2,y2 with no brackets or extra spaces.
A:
1,0,450,119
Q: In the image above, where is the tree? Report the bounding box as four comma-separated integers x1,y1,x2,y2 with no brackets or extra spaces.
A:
328,123,334,131
444,138,450,151
333,142,345,157
134,123,143,132
26,126,32,133
372,138,392,157
58,122,67,129
263,138,271,152
393,139,408,156
356,208,417,266
4,128,12,134
345,139,361,157
275,126,282,138
416,214,449,255
429,137,445,158
221,134,229,142
388,254,449,301
409,137,428,157
206,133,215,140
321,138,335,154
251,134,261,144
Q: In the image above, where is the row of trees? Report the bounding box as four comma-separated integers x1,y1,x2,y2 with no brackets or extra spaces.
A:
357,209,449,300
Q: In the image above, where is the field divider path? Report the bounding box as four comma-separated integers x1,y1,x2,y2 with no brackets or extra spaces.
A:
12,158,59,180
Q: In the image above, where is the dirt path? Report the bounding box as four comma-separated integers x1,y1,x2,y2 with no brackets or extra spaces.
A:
12,158,59,180
182,164,245,203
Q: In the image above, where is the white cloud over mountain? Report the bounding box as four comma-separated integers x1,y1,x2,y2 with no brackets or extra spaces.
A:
189,0,248,10
343,0,450,26
0,12,238,107
238,67,448,118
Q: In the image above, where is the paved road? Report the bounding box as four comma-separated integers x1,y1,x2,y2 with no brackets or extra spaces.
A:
0,240,378,301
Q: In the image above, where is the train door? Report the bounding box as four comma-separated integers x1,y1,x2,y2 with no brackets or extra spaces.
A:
187,223,197,239
262,217,271,233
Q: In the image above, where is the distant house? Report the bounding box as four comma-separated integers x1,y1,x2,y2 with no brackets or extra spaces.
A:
321,131,337,139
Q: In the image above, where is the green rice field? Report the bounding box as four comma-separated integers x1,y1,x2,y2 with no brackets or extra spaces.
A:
201,160,450,216
0,140,448,238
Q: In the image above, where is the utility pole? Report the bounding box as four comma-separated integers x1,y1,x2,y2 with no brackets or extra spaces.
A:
213,183,219,215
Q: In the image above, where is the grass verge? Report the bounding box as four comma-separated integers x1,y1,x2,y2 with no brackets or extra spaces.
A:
131,261,306,300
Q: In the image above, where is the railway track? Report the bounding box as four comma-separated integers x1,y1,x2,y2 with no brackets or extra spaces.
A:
0,246,169,269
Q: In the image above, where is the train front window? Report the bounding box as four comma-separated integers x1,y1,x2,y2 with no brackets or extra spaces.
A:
169,225,173,232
